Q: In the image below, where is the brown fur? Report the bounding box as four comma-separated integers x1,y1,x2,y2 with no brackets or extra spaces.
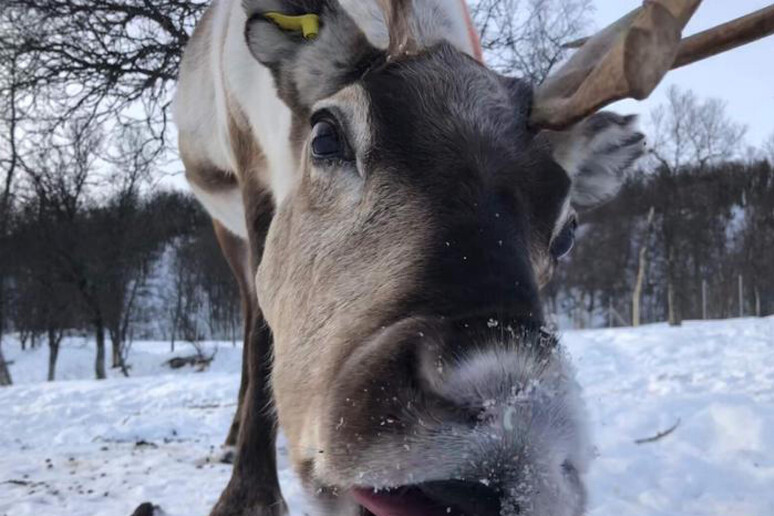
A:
178,30,288,509
171,2,644,515
212,220,252,446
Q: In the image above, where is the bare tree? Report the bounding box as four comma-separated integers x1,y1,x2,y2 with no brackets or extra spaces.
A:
19,117,110,378
0,4,205,379
470,0,593,83
648,86,747,326
1,0,206,162
650,86,747,173
765,132,774,165
11,219,79,382
555,158,773,328
0,28,25,387
100,127,158,376
0,337,10,386
165,235,207,353
736,160,774,319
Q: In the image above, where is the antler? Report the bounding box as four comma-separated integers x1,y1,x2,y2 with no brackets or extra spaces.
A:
377,0,418,58
673,4,774,69
531,1,774,130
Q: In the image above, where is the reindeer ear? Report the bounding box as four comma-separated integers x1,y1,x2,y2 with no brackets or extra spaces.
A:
544,113,646,208
245,10,309,69
244,2,380,111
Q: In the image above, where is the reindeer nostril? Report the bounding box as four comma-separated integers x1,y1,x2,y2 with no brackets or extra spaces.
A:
418,479,501,516
464,406,495,427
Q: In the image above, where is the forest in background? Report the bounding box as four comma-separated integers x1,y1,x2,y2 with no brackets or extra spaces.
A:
1,0,772,384
549,159,773,328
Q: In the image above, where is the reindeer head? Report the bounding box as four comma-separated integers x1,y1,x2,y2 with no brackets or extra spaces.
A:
243,1,646,515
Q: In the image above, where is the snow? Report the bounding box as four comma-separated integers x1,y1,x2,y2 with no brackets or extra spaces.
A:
1,318,773,516
572,318,774,516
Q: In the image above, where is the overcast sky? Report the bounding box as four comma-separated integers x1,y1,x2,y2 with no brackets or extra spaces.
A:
598,0,774,149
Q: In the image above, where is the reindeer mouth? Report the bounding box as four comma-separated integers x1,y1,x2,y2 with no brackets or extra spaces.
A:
351,480,502,516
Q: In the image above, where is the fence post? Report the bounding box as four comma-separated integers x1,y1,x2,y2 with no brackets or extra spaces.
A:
738,274,744,318
608,298,613,328
702,279,708,320
755,288,761,318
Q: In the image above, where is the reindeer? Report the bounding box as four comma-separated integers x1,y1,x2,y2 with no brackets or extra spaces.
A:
167,1,774,515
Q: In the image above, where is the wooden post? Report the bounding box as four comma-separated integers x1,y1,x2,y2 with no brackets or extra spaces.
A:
755,288,761,318
608,298,614,328
668,279,678,326
0,289,11,386
738,274,744,318
633,207,656,327
702,279,708,320
0,345,12,387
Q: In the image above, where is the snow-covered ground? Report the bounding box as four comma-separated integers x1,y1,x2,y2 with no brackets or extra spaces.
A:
1,318,773,516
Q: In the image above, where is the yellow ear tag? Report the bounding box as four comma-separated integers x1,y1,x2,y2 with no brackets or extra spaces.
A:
264,12,320,40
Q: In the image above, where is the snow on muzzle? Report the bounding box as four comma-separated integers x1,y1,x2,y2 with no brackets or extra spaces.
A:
318,316,593,516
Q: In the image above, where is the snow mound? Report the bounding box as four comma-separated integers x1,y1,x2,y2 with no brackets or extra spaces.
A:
1,318,773,516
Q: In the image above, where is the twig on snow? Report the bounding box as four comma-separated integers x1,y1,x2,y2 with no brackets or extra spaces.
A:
634,418,681,445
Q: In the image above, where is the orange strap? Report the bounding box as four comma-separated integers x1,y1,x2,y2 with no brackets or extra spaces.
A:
459,0,484,62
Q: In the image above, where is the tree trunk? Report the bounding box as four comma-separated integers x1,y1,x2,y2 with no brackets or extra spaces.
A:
114,281,140,377
95,319,107,380
632,256,645,326
633,207,656,327
0,342,12,387
47,328,61,382
666,246,682,327
667,280,680,326
755,288,762,317
0,57,17,387
0,277,10,386
111,331,130,378
170,300,182,353
608,298,614,328
0,276,9,388
111,336,121,368
109,328,126,372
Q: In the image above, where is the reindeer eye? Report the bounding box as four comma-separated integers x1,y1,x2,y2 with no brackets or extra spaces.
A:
551,218,577,259
311,120,341,158
310,114,348,161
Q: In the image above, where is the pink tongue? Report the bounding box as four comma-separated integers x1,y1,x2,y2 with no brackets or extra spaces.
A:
351,488,453,516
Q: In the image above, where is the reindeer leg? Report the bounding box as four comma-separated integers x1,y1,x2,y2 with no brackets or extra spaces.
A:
212,221,253,456
222,335,248,452
210,187,285,516
128,268,274,516
210,314,286,516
